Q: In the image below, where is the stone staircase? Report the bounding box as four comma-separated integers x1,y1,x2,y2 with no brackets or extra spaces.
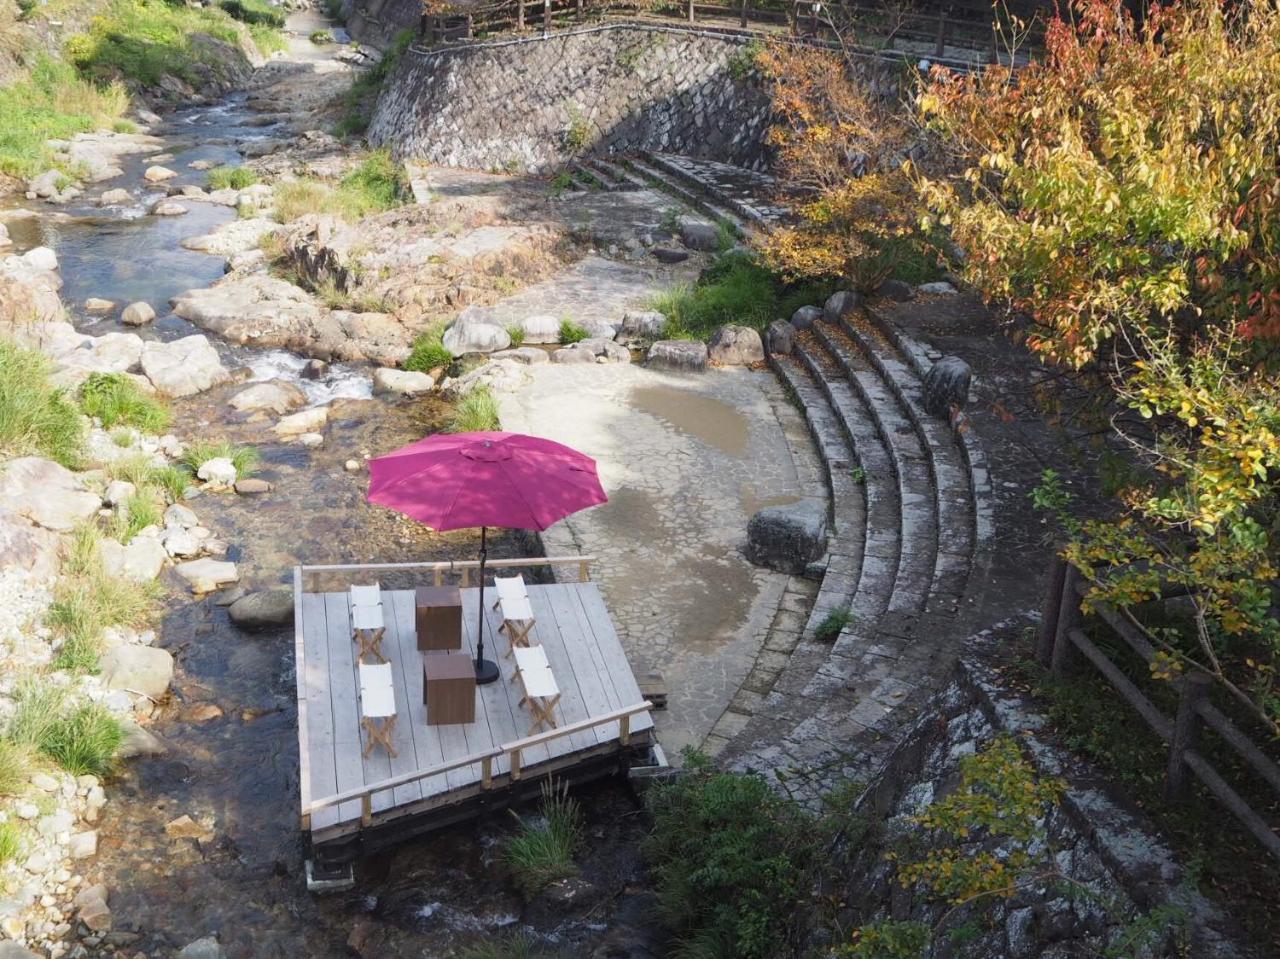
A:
720,307,992,801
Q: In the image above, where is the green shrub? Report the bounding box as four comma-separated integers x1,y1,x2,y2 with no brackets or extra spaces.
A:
645,750,823,959
217,0,284,28
0,740,33,798
310,29,333,44
0,821,22,866
337,28,412,137
273,150,407,223
649,250,837,341
814,608,853,642
149,464,191,502
563,104,592,153
405,329,452,373
7,680,122,777
79,372,171,433
108,489,162,544
447,387,500,433
503,781,582,898
453,932,547,959
207,165,259,190
247,20,287,54
0,55,128,178
505,325,526,348
0,340,85,467
182,439,260,479
558,319,588,344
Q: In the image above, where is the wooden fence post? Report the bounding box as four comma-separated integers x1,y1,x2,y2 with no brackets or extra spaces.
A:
687,0,695,23
1049,563,1083,680
518,0,525,29
1165,673,1211,801
576,0,583,20
465,12,474,38
544,0,551,32
1035,552,1067,666
740,0,748,27
933,8,948,57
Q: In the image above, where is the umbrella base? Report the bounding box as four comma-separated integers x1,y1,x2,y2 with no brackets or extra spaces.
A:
474,657,500,686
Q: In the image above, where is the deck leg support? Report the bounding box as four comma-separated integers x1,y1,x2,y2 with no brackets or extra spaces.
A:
305,859,355,894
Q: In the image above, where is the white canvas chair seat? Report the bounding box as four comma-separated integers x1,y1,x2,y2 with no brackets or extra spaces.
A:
351,600,386,663
491,574,529,610
358,662,397,758
498,592,536,655
512,645,559,734
350,583,382,608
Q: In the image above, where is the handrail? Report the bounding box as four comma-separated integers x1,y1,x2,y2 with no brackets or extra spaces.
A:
298,555,595,573
306,700,653,817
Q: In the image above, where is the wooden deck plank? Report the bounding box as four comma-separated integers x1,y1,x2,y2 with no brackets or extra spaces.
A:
430,591,480,792
560,582,626,732
388,590,451,800
536,586,609,750
574,584,654,733
464,590,522,778
301,592,339,831
322,591,367,824
377,591,425,809
479,587,558,766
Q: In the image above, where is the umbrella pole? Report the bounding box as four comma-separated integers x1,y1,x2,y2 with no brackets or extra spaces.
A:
473,526,500,685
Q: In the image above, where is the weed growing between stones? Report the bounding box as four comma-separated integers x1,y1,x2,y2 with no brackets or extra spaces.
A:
0,340,85,468
815,608,853,642
7,680,122,778
447,387,500,433
0,740,32,798
181,439,260,479
558,319,588,344
404,327,452,374
217,0,284,29
273,150,408,223
454,931,558,959
206,165,260,190
79,372,172,434
310,29,334,44
563,104,593,154
109,490,162,545
502,780,583,898
336,28,413,138
0,820,22,865
505,325,526,348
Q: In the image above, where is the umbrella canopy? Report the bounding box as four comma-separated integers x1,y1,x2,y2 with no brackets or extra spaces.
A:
366,431,606,531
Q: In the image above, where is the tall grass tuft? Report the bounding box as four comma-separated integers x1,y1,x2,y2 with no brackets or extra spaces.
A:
558,319,588,345
207,165,259,191
404,327,452,373
0,340,85,467
8,679,122,777
447,387,500,433
79,373,171,433
0,821,22,866
503,780,583,898
272,150,408,223
0,740,33,798
182,439,260,480
149,464,191,502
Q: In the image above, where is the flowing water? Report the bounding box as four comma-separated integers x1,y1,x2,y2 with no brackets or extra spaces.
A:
2,26,652,958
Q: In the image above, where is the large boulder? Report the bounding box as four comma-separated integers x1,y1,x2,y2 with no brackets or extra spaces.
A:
177,937,225,959
646,340,707,373
272,405,328,437
196,457,237,489
0,508,61,579
121,301,156,326
175,558,240,593
823,290,862,323
180,218,280,256
790,306,823,331
707,325,764,366
228,589,295,630
0,458,101,532
140,335,230,397
678,217,721,252
518,314,560,345
878,278,915,302
100,645,175,699
442,359,530,398
99,534,168,583
228,380,307,415
745,500,828,574
765,320,795,356
442,321,510,356
619,311,666,339
491,347,549,365
372,368,433,396
922,356,972,417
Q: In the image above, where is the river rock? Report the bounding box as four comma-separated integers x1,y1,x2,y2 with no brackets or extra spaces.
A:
170,274,322,344
301,359,329,379
100,645,174,699
73,884,110,932
196,457,237,489
68,831,98,860
143,165,177,182
765,319,795,356
164,503,198,528
118,720,166,757
878,278,915,301
518,314,560,344
180,217,280,256
0,942,40,958
790,305,823,331
98,188,131,206
922,356,972,417
177,936,225,959
21,246,58,273
678,217,721,251
176,558,240,593
582,320,617,340
150,199,187,217
84,297,115,314
745,500,828,574
228,380,306,414
917,281,957,295
372,368,433,396
0,507,62,579
99,534,167,583
551,346,597,364
121,301,156,326
707,324,764,366
559,337,629,363
272,405,328,437
824,290,862,322
491,347,549,365
52,331,146,385
442,321,510,356
234,478,271,494
651,246,689,264
646,340,707,373
619,310,665,340
0,458,101,532
228,589,295,630
443,358,530,397
161,525,204,558
164,815,213,842
140,334,230,397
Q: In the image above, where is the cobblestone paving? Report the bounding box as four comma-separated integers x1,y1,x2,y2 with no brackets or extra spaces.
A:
499,363,818,757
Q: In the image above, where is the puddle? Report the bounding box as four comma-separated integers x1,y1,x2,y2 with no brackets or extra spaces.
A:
628,383,750,458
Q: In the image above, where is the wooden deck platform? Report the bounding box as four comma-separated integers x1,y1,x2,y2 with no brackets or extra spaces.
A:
294,567,655,853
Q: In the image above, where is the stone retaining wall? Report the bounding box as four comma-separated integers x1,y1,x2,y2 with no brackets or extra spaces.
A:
368,25,776,172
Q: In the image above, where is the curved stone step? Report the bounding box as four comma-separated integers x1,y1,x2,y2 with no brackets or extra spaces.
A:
622,156,750,235
805,322,939,615
644,152,789,228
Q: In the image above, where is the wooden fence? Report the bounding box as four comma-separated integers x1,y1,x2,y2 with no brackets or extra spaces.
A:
420,0,1046,62
1036,555,1280,863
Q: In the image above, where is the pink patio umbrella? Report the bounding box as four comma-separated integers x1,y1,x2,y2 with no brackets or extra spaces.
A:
366,431,607,684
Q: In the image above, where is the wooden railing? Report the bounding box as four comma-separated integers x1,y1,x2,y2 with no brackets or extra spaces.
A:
1036,555,1280,863
419,0,1045,63
297,554,596,588
303,700,654,829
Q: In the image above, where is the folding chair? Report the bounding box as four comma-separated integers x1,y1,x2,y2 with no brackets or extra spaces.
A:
358,662,397,758
494,575,536,655
351,601,386,663
512,645,560,735
491,575,528,610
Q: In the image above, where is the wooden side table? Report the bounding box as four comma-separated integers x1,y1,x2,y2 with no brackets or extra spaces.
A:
415,586,462,651
422,650,476,725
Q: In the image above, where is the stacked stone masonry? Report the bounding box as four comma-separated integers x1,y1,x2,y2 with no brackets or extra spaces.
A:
369,26,776,172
